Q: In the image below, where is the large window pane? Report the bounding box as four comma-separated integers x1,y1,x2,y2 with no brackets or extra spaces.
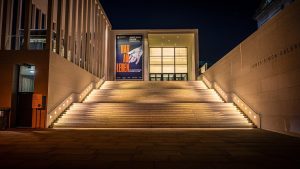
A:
175,65,188,73
163,65,175,73
150,65,162,73
150,48,161,56
175,48,187,57
163,48,174,57
150,57,161,64
163,57,174,64
175,57,187,64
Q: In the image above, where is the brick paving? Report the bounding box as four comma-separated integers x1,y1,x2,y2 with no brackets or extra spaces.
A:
0,128,300,169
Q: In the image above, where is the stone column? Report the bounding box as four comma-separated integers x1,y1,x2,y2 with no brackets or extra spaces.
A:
98,9,103,78
96,6,100,77
56,0,62,54
86,0,91,72
15,0,23,50
6,0,14,49
90,0,94,74
144,35,149,81
0,0,2,49
23,0,32,50
71,0,77,63
104,24,108,80
82,0,87,70
64,0,70,59
31,4,36,29
45,0,54,51
0,0,7,50
76,0,82,66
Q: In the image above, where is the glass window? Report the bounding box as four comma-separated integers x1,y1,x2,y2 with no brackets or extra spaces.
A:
163,57,174,65
19,65,35,92
175,48,187,57
175,65,188,73
150,57,161,64
163,65,175,73
163,48,174,57
150,47,187,77
150,65,162,73
175,57,187,65
150,48,162,56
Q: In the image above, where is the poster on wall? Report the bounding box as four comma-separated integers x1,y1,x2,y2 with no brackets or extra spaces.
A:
116,35,143,80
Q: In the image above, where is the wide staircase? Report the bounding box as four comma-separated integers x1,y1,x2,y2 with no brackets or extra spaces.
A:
53,81,254,128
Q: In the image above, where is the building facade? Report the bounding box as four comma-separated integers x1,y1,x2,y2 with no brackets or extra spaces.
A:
108,29,199,81
0,0,199,128
0,0,112,128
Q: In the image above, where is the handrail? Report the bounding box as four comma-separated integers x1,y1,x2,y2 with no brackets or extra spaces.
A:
232,93,261,128
200,75,261,128
46,78,105,127
202,76,212,89
213,83,229,102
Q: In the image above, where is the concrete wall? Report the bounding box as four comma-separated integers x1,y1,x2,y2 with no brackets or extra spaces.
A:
203,1,300,135
47,52,100,112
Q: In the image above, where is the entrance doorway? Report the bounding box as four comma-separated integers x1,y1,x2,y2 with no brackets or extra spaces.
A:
149,47,188,81
150,73,188,81
15,65,36,127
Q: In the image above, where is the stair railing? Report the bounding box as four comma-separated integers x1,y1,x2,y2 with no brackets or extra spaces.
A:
201,75,261,128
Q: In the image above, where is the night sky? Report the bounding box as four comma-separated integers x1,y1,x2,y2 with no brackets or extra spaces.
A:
100,0,261,66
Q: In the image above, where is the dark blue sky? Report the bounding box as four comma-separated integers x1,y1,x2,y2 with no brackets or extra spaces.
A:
100,0,261,66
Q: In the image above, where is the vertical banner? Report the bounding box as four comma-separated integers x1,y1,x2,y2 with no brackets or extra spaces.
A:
116,35,143,80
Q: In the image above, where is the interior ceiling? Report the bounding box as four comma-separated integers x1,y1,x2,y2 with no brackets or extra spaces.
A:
148,34,194,47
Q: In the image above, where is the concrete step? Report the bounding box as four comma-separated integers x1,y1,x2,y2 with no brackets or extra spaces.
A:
53,81,253,129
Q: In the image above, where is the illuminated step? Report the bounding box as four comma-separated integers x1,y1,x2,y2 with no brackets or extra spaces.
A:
53,81,254,128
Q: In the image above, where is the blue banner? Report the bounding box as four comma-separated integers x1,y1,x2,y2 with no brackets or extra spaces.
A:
116,35,143,80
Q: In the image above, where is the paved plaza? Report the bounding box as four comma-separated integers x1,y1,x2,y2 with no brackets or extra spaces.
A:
0,128,300,169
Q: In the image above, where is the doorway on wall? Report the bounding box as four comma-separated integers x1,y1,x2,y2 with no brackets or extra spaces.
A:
15,65,36,127
150,73,188,81
149,47,188,81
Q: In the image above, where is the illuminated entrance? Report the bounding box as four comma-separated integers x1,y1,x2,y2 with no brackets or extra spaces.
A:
149,47,188,81
112,30,198,81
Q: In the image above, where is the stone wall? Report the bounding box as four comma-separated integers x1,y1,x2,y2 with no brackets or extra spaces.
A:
47,52,100,113
203,1,300,135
